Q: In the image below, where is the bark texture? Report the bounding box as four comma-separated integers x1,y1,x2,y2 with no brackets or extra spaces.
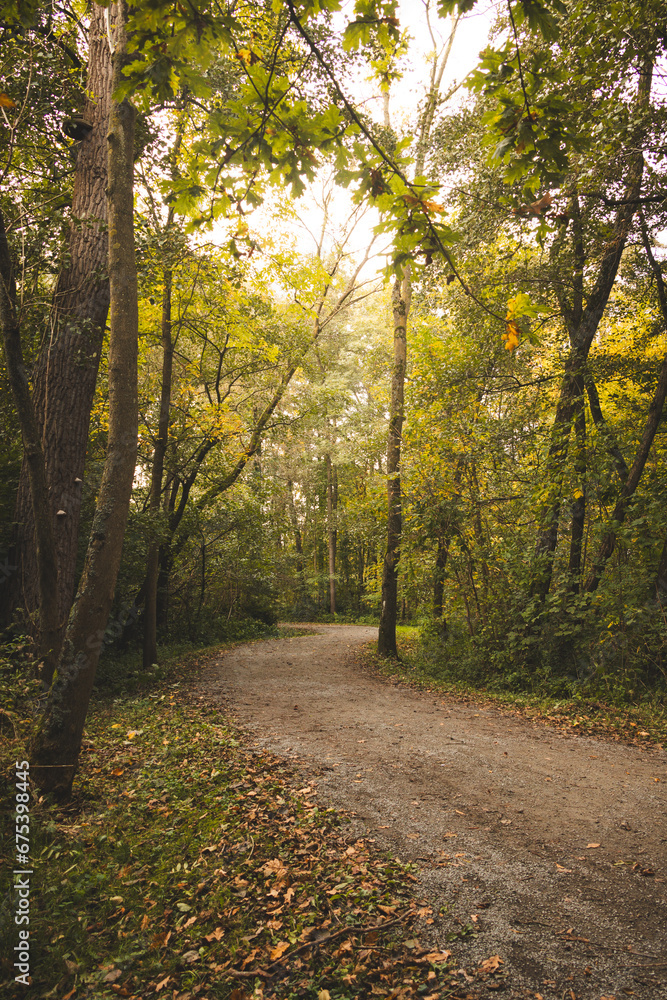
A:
143,269,173,668
326,452,336,614
378,271,410,657
31,6,138,798
11,4,112,632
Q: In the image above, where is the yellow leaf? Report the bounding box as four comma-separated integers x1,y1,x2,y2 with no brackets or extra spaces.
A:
269,940,290,960
0,93,16,108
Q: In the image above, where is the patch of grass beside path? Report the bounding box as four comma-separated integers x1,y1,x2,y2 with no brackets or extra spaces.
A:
1,639,505,1000
362,636,667,751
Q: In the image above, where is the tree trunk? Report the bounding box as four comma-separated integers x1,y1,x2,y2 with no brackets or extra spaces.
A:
655,538,667,601
567,379,587,591
143,268,173,668
376,24,458,654
287,479,306,593
326,452,336,614
585,374,628,483
584,348,667,593
10,4,112,635
529,58,652,601
31,6,138,798
378,270,410,657
585,210,667,594
433,535,449,620
0,214,60,684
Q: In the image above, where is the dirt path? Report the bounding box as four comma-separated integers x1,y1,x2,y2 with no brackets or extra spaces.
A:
195,624,667,999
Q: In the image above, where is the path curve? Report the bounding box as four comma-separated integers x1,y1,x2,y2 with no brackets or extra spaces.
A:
195,624,667,999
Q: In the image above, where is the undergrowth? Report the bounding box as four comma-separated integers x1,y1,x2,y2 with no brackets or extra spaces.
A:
365,632,667,750
0,638,488,1000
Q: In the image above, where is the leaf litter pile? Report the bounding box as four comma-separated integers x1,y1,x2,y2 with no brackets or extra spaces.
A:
0,682,500,1000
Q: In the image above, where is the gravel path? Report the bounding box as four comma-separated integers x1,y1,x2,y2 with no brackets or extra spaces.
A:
194,624,667,999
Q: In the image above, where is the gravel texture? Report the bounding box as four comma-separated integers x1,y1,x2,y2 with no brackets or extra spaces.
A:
194,623,667,999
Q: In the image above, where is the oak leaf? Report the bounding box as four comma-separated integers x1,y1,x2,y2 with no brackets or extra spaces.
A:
479,954,503,974
269,940,290,960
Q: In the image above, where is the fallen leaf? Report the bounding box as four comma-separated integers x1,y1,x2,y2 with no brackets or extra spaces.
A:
586,843,601,849
155,976,171,992
270,940,290,960
152,929,172,949
318,991,331,1000
205,927,225,943
182,949,200,963
261,859,287,876
424,950,451,963
479,954,503,974
103,968,122,983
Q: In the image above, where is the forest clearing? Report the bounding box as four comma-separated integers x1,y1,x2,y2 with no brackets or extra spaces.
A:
2,0,667,997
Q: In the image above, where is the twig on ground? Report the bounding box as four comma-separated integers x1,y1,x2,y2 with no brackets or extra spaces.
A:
227,913,408,979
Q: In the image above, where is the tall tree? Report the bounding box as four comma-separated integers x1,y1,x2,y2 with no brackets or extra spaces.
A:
378,10,459,656
10,4,113,646
528,56,654,603
31,2,138,797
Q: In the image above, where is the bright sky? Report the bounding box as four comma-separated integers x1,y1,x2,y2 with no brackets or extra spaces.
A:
223,2,502,289
389,0,500,121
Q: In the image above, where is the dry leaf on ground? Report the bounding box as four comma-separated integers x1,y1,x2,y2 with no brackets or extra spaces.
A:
478,954,503,974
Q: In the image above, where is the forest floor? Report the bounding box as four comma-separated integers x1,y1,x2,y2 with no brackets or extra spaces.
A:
195,623,667,1000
